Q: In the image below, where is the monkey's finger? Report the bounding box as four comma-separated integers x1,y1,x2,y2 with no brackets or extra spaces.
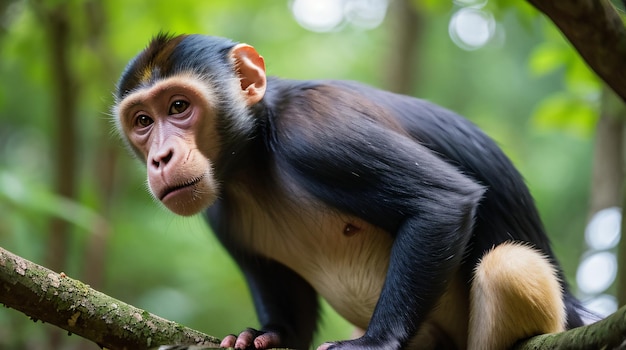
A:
253,332,281,349
220,334,237,348
316,342,335,350
234,329,257,349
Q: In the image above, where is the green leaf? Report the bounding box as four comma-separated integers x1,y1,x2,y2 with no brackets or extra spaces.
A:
529,42,567,76
531,93,598,138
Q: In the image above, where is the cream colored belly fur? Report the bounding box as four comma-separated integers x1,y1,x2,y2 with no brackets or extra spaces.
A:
228,183,469,349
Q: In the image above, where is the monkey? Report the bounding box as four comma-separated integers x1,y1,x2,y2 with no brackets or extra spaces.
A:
113,33,585,350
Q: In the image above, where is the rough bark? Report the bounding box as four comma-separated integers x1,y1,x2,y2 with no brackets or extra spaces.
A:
526,0,626,102
0,246,220,350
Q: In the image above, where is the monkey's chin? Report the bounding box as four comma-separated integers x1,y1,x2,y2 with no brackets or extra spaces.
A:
159,181,218,217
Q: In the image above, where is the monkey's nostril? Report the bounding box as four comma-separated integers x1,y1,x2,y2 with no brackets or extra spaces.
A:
162,151,173,164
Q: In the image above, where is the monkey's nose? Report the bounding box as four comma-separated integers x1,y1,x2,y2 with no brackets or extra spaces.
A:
151,149,173,169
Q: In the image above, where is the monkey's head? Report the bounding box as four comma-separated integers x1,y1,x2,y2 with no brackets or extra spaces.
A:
113,34,266,216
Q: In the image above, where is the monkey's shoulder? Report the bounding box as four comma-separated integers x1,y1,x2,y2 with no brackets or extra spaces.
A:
263,78,487,149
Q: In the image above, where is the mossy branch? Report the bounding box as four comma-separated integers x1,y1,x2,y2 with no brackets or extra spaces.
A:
515,306,626,349
0,246,220,350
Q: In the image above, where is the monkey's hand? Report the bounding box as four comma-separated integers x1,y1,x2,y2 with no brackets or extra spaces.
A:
220,328,282,349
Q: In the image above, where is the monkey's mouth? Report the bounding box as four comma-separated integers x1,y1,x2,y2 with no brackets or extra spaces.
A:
159,176,204,201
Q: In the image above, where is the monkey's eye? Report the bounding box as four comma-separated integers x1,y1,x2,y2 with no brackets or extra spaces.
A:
169,100,189,115
136,115,153,128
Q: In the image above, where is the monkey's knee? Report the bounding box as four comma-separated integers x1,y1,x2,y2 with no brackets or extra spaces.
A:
468,242,566,349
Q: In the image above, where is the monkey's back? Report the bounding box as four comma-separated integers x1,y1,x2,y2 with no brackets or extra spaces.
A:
261,78,584,328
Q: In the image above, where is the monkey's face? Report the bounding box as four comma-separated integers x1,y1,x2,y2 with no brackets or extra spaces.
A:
114,34,266,216
115,75,221,216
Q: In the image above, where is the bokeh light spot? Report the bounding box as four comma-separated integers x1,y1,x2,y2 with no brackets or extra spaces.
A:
576,251,617,295
585,207,621,250
344,0,388,30
291,0,344,32
448,7,495,51
291,0,388,32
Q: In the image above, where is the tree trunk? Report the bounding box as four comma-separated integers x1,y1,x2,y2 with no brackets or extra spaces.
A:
33,2,80,273
80,0,120,291
588,87,624,215
383,0,422,95
33,2,81,347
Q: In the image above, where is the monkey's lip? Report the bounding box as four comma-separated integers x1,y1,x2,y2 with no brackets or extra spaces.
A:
159,176,204,201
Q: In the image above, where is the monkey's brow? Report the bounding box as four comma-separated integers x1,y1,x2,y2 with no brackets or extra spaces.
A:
122,81,178,106
126,99,145,107
123,89,154,106
117,97,148,116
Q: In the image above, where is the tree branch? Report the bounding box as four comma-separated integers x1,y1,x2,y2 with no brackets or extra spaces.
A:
514,305,626,349
2,244,626,349
526,0,626,102
0,246,220,350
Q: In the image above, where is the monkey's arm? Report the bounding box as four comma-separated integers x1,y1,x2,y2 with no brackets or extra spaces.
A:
274,104,485,349
204,203,319,350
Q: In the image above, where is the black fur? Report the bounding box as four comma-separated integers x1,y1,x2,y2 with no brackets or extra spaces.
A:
208,76,584,347
120,34,584,349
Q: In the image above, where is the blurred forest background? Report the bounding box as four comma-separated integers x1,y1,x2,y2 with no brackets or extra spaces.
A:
0,0,622,349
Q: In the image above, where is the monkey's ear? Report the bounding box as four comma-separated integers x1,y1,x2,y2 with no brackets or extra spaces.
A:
231,44,266,106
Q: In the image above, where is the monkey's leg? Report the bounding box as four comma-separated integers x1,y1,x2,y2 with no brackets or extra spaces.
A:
468,242,566,350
